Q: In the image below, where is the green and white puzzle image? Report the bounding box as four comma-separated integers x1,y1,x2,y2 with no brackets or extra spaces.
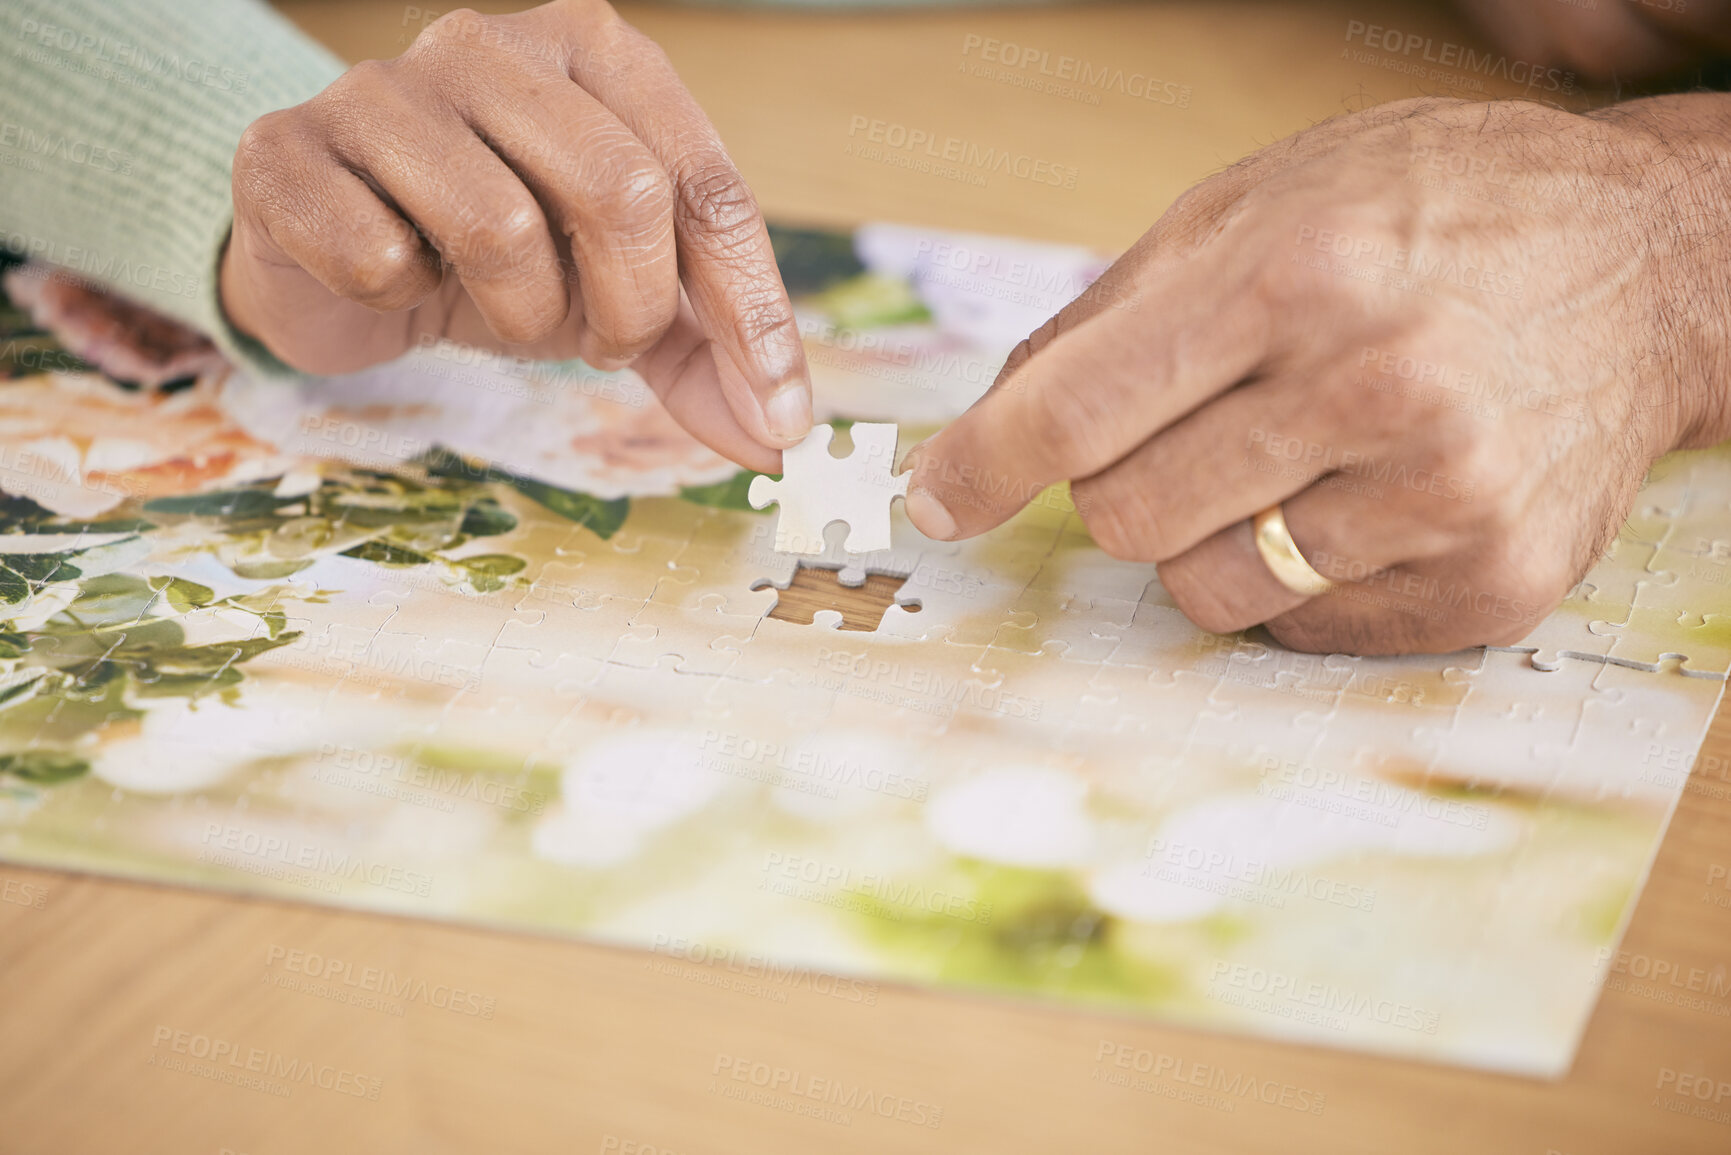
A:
0,223,1725,1079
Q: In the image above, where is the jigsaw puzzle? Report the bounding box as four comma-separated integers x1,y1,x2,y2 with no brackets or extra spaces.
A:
748,421,910,555
0,224,1724,1079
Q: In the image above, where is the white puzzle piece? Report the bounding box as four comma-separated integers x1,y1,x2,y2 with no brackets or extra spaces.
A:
747,423,910,555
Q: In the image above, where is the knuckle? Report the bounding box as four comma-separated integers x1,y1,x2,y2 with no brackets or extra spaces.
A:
417,7,490,53
1159,556,1252,636
1251,252,1320,314
1028,382,1118,472
231,112,294,197
1423,422,1518,530
451,204,549,278
587,11,661,68
492,299,566,346
1337,366,1422,443
1449,427,1519,504
1074,478,1166,562
338,244,426,308
311,59,405,134
489,203,551,255
1264,610,1385,655
327,57,395,102
586,278,678,357
600,304,674,358
1262,614,1326,654
1255,203,1393,312
675,159,761,242
1477,534,1562,607
726,282,797,349
590,155,676,233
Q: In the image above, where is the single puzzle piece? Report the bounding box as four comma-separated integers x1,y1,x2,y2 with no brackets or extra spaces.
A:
607,595,761,676
747,423,909,555
1100,584,1209,672
1537,659,1727,805
1025,533,1156,615
662,508,798,615
498,563,646,668
988,588,1124,663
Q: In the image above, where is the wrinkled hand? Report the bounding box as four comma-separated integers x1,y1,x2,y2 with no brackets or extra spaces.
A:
902,96,1731,655
220,0,808,473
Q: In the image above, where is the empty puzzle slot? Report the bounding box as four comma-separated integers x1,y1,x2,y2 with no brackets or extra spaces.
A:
752,564,921,631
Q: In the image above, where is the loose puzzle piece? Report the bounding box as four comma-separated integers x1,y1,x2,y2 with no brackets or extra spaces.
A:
748,423,909,555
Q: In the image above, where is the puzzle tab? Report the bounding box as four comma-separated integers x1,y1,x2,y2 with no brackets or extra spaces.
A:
748,423,910,555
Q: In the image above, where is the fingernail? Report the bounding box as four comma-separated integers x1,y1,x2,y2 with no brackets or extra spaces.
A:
764,382,812,443
905,488,958,541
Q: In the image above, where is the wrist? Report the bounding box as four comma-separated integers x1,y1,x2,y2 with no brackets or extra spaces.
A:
1590,93,1731,451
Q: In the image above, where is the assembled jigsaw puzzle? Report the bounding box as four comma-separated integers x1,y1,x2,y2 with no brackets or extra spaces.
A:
0,223,1725,1079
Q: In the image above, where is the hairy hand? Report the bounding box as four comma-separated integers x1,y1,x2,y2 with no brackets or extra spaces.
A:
901,96,1731,655
220,0,808,473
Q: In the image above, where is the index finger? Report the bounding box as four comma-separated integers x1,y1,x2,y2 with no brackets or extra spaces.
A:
899,251,1268,542
556,8,811,449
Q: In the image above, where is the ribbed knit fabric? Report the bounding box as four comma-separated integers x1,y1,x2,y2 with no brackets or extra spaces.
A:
0,0,345,373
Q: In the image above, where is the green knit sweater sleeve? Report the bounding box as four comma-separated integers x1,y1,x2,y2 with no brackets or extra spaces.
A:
0,0,346,373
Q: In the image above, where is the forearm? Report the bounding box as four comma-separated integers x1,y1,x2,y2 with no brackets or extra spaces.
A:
0,0,344,372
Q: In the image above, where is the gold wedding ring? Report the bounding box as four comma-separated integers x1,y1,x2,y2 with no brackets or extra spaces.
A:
1251,505,1335,597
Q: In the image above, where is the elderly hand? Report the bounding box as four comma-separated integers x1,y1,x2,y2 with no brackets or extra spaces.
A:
219,0,807,473
901,96,1731,655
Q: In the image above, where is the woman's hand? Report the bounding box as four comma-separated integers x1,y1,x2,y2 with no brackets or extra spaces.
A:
220,0,807,473
901,96,1731,655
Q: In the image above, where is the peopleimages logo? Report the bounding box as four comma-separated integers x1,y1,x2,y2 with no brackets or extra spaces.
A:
17,18,251,93
650,934,879,1006
1093,1041,1327,1115
711,1053,944,1129
1295,225,1526,300
759,852,992,924
0,122,132,173
958,34,1192,108
199,823,435,897
1208,960,1441,1034
1341,20,1576,94
846,115,1079,189
0,232,200,299
264,945,497,1018
148,1026,382,1100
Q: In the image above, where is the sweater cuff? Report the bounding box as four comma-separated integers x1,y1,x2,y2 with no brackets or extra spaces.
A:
1,0,347,379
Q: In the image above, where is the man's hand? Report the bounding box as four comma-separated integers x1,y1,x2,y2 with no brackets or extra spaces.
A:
221,0,808,473
901,96,1731,655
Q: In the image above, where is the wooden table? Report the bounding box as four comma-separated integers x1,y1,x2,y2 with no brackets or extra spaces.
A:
5,3,1730,1152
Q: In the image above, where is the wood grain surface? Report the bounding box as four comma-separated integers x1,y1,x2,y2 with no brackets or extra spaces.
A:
3,3,1729,1153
